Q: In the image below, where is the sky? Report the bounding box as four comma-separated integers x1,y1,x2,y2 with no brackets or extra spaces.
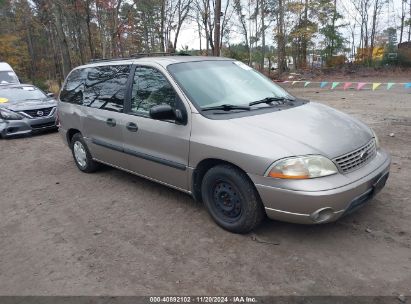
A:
176,0,408,51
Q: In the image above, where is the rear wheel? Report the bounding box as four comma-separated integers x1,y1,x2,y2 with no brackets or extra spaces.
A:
201,164,265,233
70,133,99,173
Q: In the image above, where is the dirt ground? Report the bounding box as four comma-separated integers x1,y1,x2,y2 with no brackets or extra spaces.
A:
0,82,410,296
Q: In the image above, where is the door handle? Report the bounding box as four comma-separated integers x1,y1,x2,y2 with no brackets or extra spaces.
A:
106,118,116,127
126,122,138,132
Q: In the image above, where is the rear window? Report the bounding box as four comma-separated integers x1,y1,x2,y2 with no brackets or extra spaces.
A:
60,69,86,104
60,65,131,113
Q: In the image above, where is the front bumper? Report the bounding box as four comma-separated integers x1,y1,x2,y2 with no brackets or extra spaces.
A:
250,149,391,224
0,114,57,138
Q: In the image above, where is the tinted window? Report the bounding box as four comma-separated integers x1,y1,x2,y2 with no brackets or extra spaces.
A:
131,67,177,115
60,69,86,104
84,65,130,112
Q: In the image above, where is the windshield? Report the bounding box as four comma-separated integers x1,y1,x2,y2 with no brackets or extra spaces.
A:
167,60,293,109
0,86,47,102
0,71,19,84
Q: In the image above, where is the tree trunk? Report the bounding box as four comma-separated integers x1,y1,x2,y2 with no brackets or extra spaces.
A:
300,0,308,68
214,0,222,56
240,16,250,64
51,1,72,78
399,0,405,43
173,23,183,51
330,0,337,58
160,0,166,52
277,0,286,76
409,0,411,41
50,26,63,82
85,0,95,58
197,11,203,52
369,0,379,64
260,0,265,70
24,12,35,81
248,0,252,64
95,2,107,58
72,0,86,64
207,7,215,54
220,0,230,48
255,0,259,53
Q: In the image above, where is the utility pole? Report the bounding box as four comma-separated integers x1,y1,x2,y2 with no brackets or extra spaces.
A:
214,0,222,56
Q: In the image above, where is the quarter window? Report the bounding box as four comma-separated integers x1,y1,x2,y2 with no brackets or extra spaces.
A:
84,65,130,112
60,68,86,104
131,67,177,115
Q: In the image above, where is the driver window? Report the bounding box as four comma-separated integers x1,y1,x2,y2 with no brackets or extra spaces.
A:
131,66,177,115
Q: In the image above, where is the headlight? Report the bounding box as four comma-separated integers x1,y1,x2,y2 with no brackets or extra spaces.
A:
372,129,380,149
266,155,338,179
0,109,23,120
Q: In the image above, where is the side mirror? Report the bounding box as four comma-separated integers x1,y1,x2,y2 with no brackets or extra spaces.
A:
47,92,55,98
149,104,176,121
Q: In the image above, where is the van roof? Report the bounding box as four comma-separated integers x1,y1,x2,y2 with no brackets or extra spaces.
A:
75,56,232,70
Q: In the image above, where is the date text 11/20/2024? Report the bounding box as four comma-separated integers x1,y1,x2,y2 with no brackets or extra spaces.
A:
149,296,257,303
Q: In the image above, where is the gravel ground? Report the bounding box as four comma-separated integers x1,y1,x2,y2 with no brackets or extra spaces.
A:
0,83,410,296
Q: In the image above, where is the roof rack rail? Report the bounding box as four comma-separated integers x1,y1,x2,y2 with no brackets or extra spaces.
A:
89,52,191,63
88,58,132,63
131,52,174,57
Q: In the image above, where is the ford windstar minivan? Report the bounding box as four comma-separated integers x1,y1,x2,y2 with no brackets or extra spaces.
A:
58,56,390,233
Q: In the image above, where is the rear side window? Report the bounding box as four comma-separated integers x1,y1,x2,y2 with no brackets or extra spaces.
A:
60,69,86,104
84,65,130,113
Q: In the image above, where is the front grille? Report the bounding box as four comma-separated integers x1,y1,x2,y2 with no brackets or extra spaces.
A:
31,121,56,130
334,139,377,173
22,107,54,118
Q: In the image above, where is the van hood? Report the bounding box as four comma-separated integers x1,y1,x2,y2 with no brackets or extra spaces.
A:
229,102,373,158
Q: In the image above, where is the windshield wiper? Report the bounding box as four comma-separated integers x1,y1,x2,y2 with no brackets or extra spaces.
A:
249,97,294,106
202,104,251,112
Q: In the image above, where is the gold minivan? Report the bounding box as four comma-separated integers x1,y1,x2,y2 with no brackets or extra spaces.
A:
58,56,390,233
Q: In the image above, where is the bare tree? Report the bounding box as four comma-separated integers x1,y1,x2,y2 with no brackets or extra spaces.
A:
195,0,214,54
277,0,287,74
260,0,266,69
233,0,250,62
173,0,193,50
220,0,233,48
51,1,72,77
409,0,411,40
369,0,385,62
400,0,406,43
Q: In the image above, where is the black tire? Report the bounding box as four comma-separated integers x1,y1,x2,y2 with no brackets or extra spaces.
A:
70,133,99,173
201,164,265,233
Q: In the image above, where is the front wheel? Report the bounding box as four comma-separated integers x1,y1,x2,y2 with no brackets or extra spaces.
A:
70,133,99,173
201,164,265,233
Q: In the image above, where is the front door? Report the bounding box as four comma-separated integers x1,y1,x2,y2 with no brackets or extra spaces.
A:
122,65,191,191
